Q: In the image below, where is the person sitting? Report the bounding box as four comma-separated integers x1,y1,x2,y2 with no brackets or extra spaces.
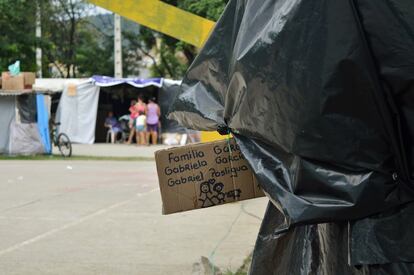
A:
104,111,122,144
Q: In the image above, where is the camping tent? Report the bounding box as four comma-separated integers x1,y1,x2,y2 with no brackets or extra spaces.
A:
0,90,51,155
56,76,183,144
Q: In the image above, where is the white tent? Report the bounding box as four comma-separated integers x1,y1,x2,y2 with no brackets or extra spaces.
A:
32,78,99,144
55,80,99,144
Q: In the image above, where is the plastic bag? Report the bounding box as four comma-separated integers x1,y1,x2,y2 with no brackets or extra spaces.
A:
169,0,414,228
8,60,20,76
169,0,414,271
250,202,414,274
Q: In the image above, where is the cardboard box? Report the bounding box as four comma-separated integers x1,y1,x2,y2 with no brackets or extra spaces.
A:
155,139,265,214
2,72,24,90
1,72,35,90
23,72,35,88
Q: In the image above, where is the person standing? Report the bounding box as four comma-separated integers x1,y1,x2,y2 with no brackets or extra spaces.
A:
135,95,146,117
135,111,147,145
146,97,160,145
126,100,138,144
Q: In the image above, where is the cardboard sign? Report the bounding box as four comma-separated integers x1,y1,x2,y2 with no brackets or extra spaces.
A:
67,83,77,96
155,139,265,214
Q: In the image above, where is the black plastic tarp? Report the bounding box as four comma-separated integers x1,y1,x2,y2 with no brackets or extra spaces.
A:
250,202,414,274
17,94,37,124
170,0,414,228
168,0,414,272
159,81,187,134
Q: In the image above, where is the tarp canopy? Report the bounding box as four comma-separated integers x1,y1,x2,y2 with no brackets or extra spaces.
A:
56,79,99,144
33,78,88,93
91,75,164,88
169,0,414,272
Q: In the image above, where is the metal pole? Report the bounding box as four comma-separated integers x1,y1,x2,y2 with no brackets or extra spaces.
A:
114,14,123,78
36,2,42,78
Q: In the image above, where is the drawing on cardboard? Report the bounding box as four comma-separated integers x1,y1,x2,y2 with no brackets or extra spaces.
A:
199,178,234,208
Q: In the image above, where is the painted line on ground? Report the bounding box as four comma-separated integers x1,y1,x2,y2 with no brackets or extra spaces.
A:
0,188,159,257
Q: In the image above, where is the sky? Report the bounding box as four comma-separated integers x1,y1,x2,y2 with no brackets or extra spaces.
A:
93,6,111,14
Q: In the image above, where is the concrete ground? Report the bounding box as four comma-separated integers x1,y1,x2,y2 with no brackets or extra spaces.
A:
0,158,267,275
71,143,169,158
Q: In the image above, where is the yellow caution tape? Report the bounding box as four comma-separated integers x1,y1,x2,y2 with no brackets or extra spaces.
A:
88,0,215,48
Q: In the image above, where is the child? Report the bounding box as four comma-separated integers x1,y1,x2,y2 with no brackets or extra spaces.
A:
135,111,147,145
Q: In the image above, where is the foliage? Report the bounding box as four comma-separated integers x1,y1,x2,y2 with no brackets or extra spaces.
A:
177,0,229,21
0,0,115,78
123,0,229,79
40,0,116,77
224,252,252,275
74,20,114,77
40,0,82,77
0,0,37,72
0,0,229,79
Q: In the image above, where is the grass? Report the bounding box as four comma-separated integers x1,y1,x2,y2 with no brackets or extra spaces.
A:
0,154,154,161
223,253,252,275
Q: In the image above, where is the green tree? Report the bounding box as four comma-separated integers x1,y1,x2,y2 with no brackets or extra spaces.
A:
40,0,97,77
75,25,114,77
0,0,37,72
123,0,229,79
42,4,140,78
0,0,229,79
177,0,229,21
0,0,114,77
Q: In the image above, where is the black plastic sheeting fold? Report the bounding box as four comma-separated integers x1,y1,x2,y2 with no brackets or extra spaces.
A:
17,94,37,124
158,81,187,134
250,202,414,274
168,0,414,272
